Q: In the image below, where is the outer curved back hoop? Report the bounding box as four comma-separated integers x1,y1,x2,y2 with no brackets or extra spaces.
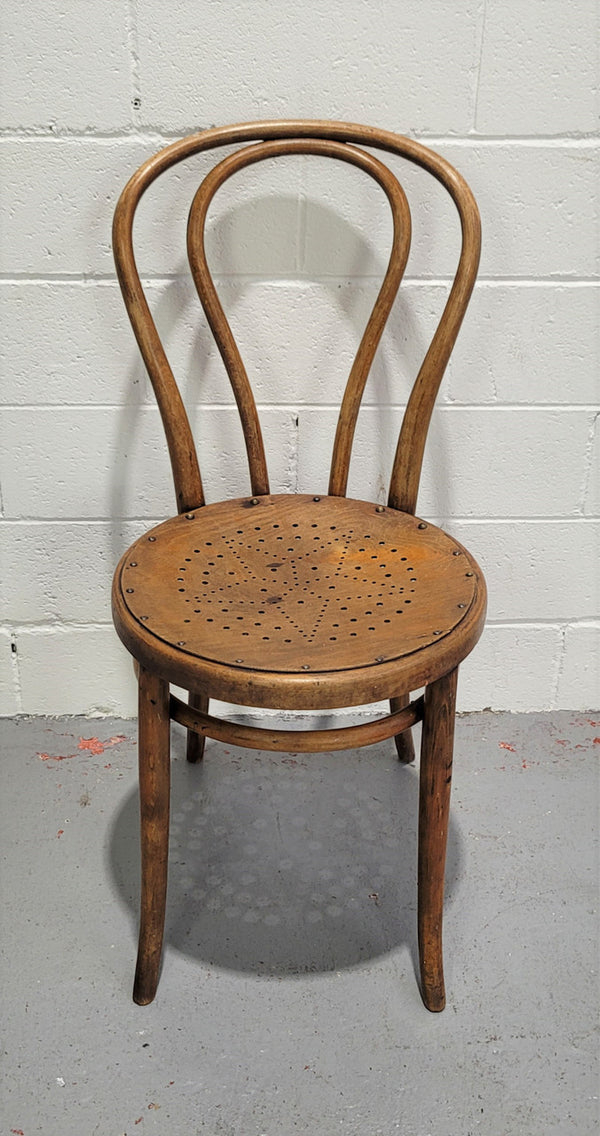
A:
113,120,481,515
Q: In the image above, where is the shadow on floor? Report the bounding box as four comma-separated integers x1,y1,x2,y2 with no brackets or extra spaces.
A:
107,733,464,980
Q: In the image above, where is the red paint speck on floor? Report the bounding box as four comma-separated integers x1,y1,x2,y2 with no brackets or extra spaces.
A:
593,737,600,745
38,751,75,762
57,830,64,838
135,1119,143,1125
11,1129,25,1134
499,742,516,752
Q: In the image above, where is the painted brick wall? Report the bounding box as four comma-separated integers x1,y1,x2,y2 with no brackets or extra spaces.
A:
1,0,598,716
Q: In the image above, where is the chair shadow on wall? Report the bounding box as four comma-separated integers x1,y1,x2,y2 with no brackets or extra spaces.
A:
107,193,459,979
107,726,464,979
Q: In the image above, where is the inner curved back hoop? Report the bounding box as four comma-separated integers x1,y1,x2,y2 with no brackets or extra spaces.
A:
112,120,481,516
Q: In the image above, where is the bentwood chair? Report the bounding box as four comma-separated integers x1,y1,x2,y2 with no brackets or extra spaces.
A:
111,120,486,1011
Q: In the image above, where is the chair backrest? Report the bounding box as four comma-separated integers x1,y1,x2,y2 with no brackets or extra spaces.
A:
113,120,481,516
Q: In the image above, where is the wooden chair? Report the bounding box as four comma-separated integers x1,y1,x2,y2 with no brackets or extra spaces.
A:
111,120,486,1011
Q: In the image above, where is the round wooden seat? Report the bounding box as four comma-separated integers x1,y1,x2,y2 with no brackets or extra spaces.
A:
113,494,485,709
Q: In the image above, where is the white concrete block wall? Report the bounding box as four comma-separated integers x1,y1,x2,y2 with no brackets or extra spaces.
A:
1,0,598,716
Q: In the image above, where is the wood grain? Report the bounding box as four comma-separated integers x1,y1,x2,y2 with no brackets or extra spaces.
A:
119,495,478,674
133,666,171,1006
113,118,480,516
170,691,424,752
418,666,458,1012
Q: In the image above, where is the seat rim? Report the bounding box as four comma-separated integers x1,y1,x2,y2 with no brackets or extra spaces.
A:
112,495,487,710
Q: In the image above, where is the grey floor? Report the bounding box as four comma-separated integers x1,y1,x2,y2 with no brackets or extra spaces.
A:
1,710,598,1136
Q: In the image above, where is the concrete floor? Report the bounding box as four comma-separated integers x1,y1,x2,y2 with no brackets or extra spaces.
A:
0,710,598,1135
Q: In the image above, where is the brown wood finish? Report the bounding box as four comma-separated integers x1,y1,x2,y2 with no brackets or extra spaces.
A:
119,496,478,676
113,553,486,711
186,690,208,763
110,120,486,1010
186,139,411,499
390,693,416,763
170,691,424,752
112,118,480,517
418,666,458,1011
133,666,171,1006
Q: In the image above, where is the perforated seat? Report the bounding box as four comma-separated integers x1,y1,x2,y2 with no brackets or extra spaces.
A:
114,494,483,707
111,119,486,1012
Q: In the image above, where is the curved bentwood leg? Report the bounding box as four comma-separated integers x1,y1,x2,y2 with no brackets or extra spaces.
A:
417,667,458,1012
390,693,415,763
133,666,171,1005
186,691,209,763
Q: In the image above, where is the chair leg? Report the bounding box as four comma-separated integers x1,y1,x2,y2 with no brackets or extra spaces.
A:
417,667,458,1012
390,694,415,763
133,666,171,1006
186,691,208,763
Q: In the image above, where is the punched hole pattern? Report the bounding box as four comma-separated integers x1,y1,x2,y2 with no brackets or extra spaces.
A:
123,498,476,671
167,516,423,647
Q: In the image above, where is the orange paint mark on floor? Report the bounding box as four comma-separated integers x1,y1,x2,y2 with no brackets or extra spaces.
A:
78,734,129,755
499,741,516,752
78,736,105,755
39,735,129,762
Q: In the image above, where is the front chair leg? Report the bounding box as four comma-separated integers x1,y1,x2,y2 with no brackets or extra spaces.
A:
133,666,171,1006
390,693,415,763
417,667,458,1012
186,691,209,763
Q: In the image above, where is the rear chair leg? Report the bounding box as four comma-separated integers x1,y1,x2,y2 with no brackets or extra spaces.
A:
417,667,458,1012
391,693,415,763
133,666,171,1005
186,691,209,763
